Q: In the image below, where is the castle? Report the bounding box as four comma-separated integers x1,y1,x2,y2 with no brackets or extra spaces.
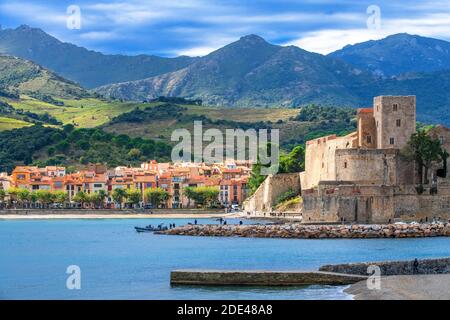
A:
245,96,450,223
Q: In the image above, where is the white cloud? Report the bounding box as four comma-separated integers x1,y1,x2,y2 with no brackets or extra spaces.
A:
286,13,450,54
79,31,121,41
288,29,386,54
176,46,217,57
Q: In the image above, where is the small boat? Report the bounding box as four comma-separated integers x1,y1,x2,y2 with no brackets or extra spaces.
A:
134,224,168,233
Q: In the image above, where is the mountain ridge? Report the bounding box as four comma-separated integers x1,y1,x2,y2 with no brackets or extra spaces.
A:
329,33,450,76
0,25,199,88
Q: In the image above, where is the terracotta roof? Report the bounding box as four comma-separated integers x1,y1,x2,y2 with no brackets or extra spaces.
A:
357,108,373,114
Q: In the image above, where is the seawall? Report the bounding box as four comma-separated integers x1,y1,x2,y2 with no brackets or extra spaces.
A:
320,257,450,275
159,223,450,239
170,270,367,286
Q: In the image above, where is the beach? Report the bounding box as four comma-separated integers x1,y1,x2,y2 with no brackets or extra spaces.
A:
346,274,450,300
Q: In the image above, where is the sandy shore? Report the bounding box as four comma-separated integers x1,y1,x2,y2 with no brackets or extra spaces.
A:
0,212,241,220
345,274,450,300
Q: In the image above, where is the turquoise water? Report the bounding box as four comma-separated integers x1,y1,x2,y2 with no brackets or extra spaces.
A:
1,218,450,300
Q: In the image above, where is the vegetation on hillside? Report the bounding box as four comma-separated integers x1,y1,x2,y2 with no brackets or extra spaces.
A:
0,124,172,172
0,55,89,100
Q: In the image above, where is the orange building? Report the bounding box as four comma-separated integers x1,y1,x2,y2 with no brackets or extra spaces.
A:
8,160,252,208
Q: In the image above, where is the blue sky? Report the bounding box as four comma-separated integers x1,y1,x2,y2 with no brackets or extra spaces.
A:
1,0,450,57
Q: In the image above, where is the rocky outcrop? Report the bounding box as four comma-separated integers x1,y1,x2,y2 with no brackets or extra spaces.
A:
159,223,450,239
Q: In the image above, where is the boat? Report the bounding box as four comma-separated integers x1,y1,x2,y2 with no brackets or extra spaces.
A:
134,224,168,233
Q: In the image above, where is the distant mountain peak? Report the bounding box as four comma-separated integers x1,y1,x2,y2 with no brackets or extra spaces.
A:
329,33,450,76
239,34,267,42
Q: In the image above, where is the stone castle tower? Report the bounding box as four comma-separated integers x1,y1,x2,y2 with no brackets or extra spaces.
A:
358,96,416,150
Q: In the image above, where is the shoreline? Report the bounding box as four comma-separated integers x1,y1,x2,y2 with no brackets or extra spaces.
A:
0,212,242,220
345,274,450,300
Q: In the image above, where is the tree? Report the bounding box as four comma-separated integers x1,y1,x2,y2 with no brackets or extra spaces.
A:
183,186,219,208
126,189,142,208
279,145,305,173
112,188,127,209
73,191,88,207
35,190,54,208
7,187,20,207
87,192,102,208
97,190,108,208
127,148,141,160
0,189,6,206
53,190,68,206
144,187,169,208
17,188,31,208
405,130,444,185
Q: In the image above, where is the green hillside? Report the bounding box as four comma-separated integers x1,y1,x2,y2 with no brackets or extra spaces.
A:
0,55,89,100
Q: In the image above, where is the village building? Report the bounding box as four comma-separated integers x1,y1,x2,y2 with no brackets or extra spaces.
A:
7,161,250,209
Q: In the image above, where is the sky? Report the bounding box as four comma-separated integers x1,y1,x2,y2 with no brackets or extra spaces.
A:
1,0,450,57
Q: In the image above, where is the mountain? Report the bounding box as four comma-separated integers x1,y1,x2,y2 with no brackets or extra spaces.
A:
356,70,450,124
0,54,89,99
329,33,450,77
0,25,198,88
95,35,374,107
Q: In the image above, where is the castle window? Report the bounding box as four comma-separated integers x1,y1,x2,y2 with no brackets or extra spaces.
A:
396,119,401,127
344,162,347,169
440,136,444,144
393,104,398,111
389,137,395,145
366,136,372,144
376,120,379,128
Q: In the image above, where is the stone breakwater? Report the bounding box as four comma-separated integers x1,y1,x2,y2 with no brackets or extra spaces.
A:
159,223,450,239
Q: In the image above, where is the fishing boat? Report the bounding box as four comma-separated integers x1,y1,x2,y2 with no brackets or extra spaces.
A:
134,224,168,233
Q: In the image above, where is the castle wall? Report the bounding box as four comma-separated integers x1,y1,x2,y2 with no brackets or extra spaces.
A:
302,183,395,224
335,149,398,185
243,173,301,214
302,132,357,190
303,183,450,224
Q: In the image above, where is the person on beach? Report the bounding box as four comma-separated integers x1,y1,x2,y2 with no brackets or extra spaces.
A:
413,258,419,274
239,221,243,225
194,219,197,225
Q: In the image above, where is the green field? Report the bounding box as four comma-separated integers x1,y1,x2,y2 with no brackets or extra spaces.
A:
7,96,140,128
0,116,32,131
